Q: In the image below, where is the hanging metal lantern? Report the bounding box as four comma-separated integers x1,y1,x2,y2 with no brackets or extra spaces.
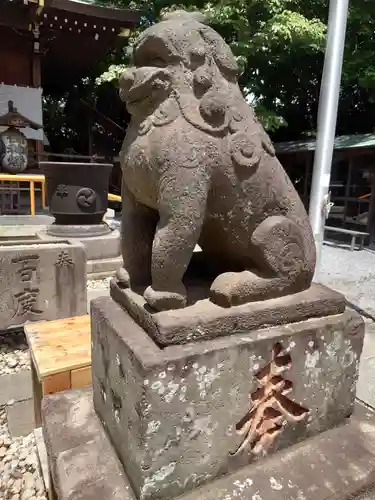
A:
0,100,42,174
1,127,28,174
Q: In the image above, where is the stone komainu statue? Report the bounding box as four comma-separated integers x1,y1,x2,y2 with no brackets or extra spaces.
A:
117,10,316,312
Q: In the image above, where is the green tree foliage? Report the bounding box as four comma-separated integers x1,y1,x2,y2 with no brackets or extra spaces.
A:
43,0,375,156
96,0,327,136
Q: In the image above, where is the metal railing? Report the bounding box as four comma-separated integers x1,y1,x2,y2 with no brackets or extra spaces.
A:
0,174,46,215
0,173,122,215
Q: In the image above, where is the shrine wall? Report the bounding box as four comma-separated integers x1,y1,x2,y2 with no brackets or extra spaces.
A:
0,27,33,87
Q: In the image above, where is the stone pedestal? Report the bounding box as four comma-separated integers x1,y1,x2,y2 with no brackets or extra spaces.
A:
91,291,364,500
0,215,54,240
45,223,111,238
110,281,346,346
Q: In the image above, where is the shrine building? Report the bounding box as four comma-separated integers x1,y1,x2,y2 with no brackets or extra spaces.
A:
0,0,140,213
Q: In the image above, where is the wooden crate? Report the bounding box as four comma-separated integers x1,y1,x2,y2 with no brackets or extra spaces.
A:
24,315,91,427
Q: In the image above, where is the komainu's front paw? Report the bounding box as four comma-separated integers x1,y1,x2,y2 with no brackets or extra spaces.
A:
144,284,187,312
116,267,131,288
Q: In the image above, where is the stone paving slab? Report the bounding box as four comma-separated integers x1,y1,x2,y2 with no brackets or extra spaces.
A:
42,387,135,500
0,370,32,405
6,398,34,437
42,387,104,472
58,438,134,500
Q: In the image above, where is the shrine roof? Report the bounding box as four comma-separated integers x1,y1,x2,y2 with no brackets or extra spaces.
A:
0,0,140,91
1,0,140,30
42,0,140,26
275,134,375,154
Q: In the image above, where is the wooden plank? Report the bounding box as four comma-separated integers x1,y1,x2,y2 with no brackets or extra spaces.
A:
25,315,91,379
31,359,43,428
25,315,89,335
71,367,92,389
43,372,71,395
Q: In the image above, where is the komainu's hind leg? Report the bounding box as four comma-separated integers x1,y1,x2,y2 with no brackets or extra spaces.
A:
210,215,315,307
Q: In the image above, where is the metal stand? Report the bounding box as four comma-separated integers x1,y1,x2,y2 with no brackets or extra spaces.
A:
309,0,349,272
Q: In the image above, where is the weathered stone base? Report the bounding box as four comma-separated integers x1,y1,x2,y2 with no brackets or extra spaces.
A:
91,296,364,500
41,387,375,500
45,223,111,238
0,214,54,239
110,281,346,345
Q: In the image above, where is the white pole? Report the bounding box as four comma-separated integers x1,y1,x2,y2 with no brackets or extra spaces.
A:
309,0,349,273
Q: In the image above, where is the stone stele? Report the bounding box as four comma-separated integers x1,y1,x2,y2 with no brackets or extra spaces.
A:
37,227,122,280
0,239,87,329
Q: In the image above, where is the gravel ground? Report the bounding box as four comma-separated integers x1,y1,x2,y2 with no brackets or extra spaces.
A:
317,243,375,318
86,277,111,290
0,332,30,376
0,408,47,500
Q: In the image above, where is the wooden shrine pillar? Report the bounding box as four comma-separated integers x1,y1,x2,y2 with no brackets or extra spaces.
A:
32,22,44,163
29,0,44,164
